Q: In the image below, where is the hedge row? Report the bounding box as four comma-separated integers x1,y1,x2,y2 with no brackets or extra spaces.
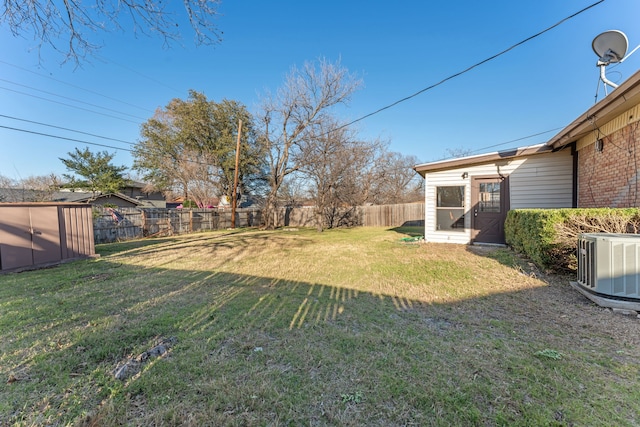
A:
504,208,640,271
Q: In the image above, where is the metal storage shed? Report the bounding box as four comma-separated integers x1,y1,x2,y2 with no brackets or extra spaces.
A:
0,203,96,272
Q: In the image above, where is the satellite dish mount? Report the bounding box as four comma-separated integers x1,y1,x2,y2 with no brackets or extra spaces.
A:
592,30,639,93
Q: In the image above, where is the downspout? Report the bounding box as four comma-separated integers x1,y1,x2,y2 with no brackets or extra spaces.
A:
571,142,578,208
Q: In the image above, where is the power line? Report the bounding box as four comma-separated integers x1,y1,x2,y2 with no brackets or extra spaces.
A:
333,0,606,133
96,55,183,94
1,112,564,164
0,86,141,124
465,127,565,155
0,114,136,146
0,77,148,121
0,59,154,113
0,123,218,168
0,1,606,173
0,124,135,152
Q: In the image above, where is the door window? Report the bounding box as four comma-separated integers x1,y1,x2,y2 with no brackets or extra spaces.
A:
479,182,501,213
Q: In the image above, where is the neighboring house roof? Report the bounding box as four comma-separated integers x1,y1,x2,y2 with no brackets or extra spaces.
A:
547,68,640,150
0,187,158,206
413,143,554,175
50,191,95,203
0,188,43,202
52,191,142,206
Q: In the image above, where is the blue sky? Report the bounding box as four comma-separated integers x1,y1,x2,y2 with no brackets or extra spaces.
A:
2,0,640,180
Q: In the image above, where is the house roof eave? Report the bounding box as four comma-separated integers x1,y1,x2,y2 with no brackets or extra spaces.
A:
413,143,552,176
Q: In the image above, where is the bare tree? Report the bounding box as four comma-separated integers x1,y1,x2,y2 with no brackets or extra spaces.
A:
0,173,62,202
298,119,386,231
444,147,474,159
297,120,353,231
2,0,222,64
0,174,15,202
19,174,63,201
173,149,221,208
0,174,15,187
258,58,362,229
369,152,424,204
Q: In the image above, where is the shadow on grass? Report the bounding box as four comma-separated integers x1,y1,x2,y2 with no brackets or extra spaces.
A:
387,225,424,237
465,245,576,283
95,237,183,256
466,245,522,269
1,230,639,426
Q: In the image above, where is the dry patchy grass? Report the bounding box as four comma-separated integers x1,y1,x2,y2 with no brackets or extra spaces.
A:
1,227,640,426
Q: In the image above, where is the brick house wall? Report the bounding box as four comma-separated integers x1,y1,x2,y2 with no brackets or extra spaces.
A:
547,70,640,207
577,121,640,207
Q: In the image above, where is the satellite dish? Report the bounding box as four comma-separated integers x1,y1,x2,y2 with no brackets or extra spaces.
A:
592,30,631,92
592,30,628,65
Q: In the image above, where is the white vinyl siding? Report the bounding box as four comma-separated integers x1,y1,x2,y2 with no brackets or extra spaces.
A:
508,152,573,208
424,173,472,244
423,151,573,244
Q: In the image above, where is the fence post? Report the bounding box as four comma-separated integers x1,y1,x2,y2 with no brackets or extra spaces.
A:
141,209,146,237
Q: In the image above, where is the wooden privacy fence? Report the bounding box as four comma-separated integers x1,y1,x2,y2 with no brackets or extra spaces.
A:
92,203,424,243
359,203,425,227
93,207,262,243
277,204,425,228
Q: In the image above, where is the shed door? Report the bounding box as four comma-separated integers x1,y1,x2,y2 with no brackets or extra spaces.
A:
0,206,62,270
0,207,35,270
471,176,509,244
31,206,62,265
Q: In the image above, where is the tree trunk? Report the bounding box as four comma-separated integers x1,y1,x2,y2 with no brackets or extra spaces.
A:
263,194,278,229
315,209,324,232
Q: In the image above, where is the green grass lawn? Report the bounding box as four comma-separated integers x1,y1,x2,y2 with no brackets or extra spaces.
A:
1,227,640,426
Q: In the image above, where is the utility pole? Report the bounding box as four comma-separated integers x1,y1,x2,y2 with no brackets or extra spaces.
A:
231,119,242,228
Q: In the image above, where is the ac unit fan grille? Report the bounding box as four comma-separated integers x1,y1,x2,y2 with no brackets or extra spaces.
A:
577,237,595,289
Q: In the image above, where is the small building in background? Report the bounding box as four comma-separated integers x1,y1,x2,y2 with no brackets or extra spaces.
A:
414,144,574,245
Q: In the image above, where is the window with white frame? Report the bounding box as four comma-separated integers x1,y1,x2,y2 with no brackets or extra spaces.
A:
436,186,465,231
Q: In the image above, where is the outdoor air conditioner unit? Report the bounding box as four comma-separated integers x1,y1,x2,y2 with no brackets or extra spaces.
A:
577,233,640,300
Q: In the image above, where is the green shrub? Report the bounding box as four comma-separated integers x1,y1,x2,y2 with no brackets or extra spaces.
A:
504,209,566,269
505,208,640,271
